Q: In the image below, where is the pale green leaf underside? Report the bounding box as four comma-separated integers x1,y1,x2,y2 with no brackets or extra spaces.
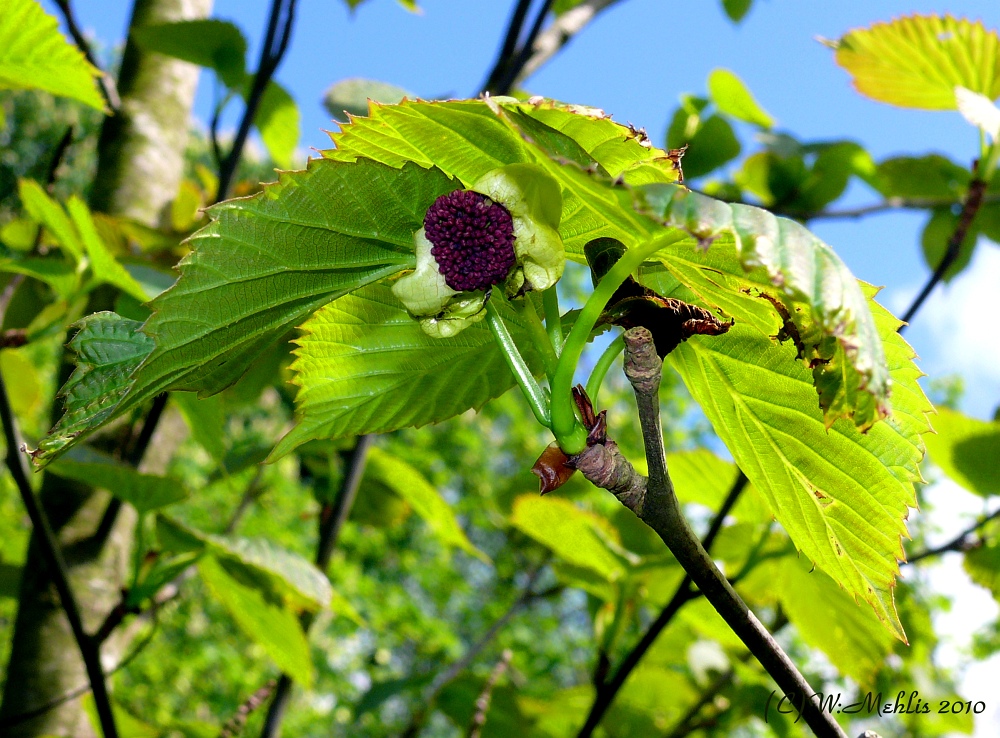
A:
638,185,890,431
272,283,548,459
0,0,105,110
669,292,931,638
365,446,488,561
36,159,456,465
834,14,1000,110
923,406,1000,497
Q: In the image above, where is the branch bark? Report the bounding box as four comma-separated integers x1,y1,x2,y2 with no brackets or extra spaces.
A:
572,327,848,738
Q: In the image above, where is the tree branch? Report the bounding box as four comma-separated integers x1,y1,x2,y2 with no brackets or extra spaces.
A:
216,0,298,201
576,471,749,736
467,649,513,738
480,0,533,94
899,171,987,329
0,374,118,738
52,0,121,111
572,327,847,738
905,506,1000,565
259,434,374,738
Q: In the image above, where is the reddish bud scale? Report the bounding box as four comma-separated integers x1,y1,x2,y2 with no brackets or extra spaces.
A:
424,190,516,292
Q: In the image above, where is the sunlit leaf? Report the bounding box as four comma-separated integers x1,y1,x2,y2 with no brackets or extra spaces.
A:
255,80,299,168
510,494,626,581
0,0,105,110
273,284,547,458
67,196,149,301
924,407,1000,496
832,14,1000,109
707,68,774,128
18,179,83,260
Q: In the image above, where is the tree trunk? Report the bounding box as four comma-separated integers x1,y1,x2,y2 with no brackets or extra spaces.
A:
0,0,210,734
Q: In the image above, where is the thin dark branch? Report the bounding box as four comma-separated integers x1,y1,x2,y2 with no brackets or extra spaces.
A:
480,0,534,94
466,649,513,738
664,667,734,738
0,372,119,738
906,506,1000,565
216,0,298,201
900,169,987,329
259,434,374,738
577,471,748,735
401,562,553,738
223,466,267,535
52,0,121,111
488,0,557,96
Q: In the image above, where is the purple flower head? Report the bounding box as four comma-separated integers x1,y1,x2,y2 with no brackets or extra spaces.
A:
424,190,516,292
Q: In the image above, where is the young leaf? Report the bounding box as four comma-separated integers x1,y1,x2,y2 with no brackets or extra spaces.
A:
255,80,300,168
707,68,774,129
832,14,1000,109
510,495,627,581
923,407,1000,497
37,159,455,465
49,447,188,513
272,282,548,458
33,313,155,464
132,19,248,89
365,447,488,561
199,555,314,688
0,0,105,110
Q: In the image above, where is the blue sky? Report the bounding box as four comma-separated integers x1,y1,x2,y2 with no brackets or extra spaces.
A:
47,1,1000,732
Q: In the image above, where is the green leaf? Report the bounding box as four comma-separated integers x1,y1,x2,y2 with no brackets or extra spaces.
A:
0,348,43,420
0,256,78,299
668,298,931,639
49,447,188,513
964,537,1000,598
32,313,155,465
921,207,977,282
833,14,1000,109
326,98,674,256
510,494,626,581
365,446,488,561
158,516,332,611
0,0,104,110
323,78,414,122
272,282,548,458
255,80,299,168
198,555,314,687
777,556,895,684
18,179,83,259
721,0,753,22
870,155,971,199
924,407,1000,496
637,185,892,431
172,392,227,465
707,68,774,128
38,158,454,465
667,114,741,180
66,196,149,301
132,19,247,89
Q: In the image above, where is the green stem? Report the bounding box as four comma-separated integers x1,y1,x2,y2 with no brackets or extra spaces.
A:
486,300,551,427
522,297,559,378
585,335,625,404
550,236,670,453
542,286,563,355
